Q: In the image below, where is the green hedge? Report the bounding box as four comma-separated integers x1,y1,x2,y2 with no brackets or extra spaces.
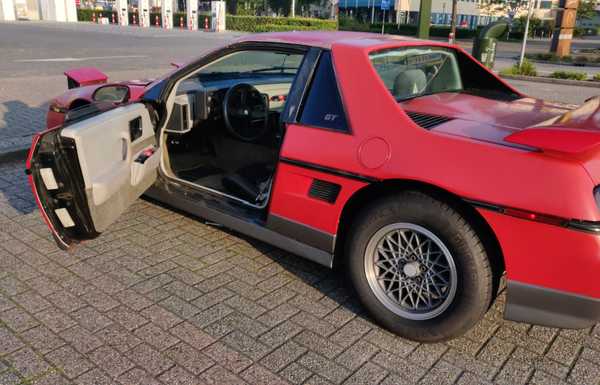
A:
339,19,482,39
226,15,337,32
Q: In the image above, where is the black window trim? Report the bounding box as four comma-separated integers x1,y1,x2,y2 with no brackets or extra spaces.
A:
294,48,353,135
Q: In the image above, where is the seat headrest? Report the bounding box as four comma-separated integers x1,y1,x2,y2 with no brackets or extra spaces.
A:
393,69,427,100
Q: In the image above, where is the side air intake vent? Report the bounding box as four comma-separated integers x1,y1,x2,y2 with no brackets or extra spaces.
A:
406,111,454,129
309,179,341,204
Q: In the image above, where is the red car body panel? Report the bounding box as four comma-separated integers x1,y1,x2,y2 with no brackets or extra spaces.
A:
480,209,600,298
64,67,108,87
37,31,600,330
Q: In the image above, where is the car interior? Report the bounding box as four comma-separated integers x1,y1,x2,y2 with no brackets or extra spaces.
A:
160,49,305,208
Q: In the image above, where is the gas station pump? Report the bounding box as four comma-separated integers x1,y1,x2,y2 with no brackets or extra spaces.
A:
211,1,225,32
139,0,150,27
162,0,172,29
117,0,128,26
186,0,197,31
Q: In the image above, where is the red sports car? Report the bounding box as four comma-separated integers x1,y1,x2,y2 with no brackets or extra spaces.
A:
27,31,600,342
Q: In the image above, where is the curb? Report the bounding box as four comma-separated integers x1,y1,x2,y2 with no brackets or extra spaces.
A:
499,74,600,88
0,146,29,164
525,59,600,68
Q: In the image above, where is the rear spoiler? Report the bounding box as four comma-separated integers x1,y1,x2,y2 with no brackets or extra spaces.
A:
505,96,600,155
64,67,108,89
505,128,600,155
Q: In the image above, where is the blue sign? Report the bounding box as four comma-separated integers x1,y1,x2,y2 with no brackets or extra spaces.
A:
380,0,390,10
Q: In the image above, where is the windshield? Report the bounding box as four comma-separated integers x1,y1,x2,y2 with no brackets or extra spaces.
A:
197,50,304,78
369,47,463,101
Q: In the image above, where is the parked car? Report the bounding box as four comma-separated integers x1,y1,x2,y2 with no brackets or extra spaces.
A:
27,31,600,342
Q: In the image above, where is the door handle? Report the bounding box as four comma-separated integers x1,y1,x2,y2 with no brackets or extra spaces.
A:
129,116,143,142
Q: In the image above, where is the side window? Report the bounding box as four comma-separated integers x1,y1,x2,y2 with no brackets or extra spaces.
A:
299,51,349,132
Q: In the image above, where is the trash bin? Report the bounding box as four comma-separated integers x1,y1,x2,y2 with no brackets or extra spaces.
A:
472,20,509,69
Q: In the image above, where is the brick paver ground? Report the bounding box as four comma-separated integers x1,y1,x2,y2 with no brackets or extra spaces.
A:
1,159,599,385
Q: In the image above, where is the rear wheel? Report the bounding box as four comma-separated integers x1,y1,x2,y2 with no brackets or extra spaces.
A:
346,191,493,342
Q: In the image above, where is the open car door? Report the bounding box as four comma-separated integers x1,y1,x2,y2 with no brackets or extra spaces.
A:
26,103,161,249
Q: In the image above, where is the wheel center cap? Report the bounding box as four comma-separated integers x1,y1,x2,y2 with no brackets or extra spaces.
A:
403,261,421,278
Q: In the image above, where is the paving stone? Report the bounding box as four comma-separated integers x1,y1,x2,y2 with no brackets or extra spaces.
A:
157,364,199,385
335,340,380,371
328,318,371,349
6,347,51,378
140,304,183,330
160,295,201,319
88,345,135,378
165,342,215,375
134,322,180,351
372,350,428,382
363,329,417,357
114,290,154,311
222,330,273,361
205,311,269,339
494,357,534,385
0,294,14,312
127,343,175,376
118,367,162,385
299,352,351,384
105,305,147,331
94,324,142,353
71,306,112,333
342,362,388,385
11,291,51,314
202,342,253,374
20,325,64,355
81,290,120,312
241,364,291,385
1,307,39,332
75,368,113,385
293,330,344,359
259,320,303,347
257,303,300,328
170,321,215,350
291,311,337,337
567,357,600,385
476,336,515,367
418,360,462,385
279,362,312,384
190,303,234,328
45,345,94,379
199,364,247,385
0,370,21,385
60,325,103,354
45,290,87,313
546,336,581,367
32,371,72,385
527,370,565,385
408,343,448,370
441,349,498,381
260,340,308,372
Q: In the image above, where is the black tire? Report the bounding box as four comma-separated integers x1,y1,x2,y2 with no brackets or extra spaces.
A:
346,191,493,342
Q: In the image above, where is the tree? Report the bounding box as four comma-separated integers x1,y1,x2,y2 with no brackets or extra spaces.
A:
577,0,597,21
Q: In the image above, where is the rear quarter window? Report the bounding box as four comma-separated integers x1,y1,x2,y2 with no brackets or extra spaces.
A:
299,51,349,132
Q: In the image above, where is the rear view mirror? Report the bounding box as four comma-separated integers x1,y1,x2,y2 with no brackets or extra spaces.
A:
92,85,130,104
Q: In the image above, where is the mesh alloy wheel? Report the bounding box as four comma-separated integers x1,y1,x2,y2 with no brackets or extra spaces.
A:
364,223,458,321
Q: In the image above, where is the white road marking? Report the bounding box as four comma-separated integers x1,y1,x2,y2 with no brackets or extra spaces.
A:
15,55,147,63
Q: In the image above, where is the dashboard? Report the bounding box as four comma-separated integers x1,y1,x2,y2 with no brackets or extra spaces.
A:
165,74,295,135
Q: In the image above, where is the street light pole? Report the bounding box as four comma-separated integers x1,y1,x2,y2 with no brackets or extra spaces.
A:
291,0,295,17
518,0,534,68
449,0,457,43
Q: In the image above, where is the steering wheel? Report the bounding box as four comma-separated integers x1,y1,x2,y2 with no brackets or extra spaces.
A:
223,83,269,142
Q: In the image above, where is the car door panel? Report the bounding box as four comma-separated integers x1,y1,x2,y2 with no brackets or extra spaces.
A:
59,104,158,232
27,102,158,248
